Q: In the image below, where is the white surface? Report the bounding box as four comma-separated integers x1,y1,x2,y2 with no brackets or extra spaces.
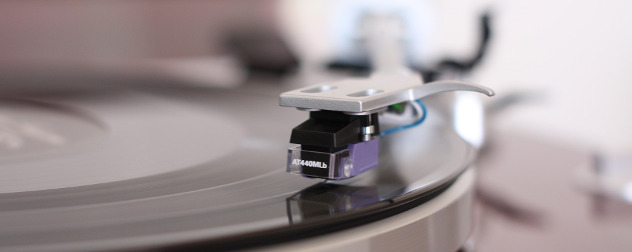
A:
473,0,632,153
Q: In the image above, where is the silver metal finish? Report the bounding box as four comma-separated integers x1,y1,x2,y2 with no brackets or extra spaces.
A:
280,13,494,114
361,125,375,141
280,73,494,113
343,159,353,177
342,107,387,116
361,126,375,135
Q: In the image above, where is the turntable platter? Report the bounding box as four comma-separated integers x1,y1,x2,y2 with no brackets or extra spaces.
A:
0,85,475,251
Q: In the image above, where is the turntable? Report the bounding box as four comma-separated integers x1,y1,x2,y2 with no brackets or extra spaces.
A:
0,3,498,252
0,81,483,251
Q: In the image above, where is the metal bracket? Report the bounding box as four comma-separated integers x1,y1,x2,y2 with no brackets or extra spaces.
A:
280,73,495,113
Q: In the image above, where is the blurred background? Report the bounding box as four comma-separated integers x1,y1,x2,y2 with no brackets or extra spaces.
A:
1,0,630,152
1,0,631,251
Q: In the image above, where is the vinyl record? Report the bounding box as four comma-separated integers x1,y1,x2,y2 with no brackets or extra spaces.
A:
0,84,474,251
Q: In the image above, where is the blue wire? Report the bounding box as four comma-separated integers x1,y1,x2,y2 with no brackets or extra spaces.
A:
379,100,427,136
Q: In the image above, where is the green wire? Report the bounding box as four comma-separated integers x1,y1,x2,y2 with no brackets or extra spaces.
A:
391,103,404,113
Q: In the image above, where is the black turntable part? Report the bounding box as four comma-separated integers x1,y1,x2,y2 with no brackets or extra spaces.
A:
296,150,338,178
326,59,371,76
324,11,492,83
290,111,363,148
286,183,380,221
160,176,457,252
224,28,299,76
436,12,491,74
